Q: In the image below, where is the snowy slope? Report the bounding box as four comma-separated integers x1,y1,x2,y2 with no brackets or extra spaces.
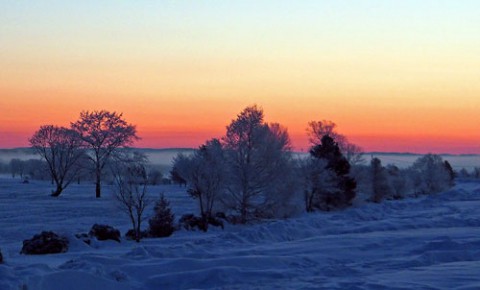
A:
1,177,480,289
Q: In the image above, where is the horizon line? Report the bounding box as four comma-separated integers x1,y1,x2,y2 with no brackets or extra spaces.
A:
1,146,479,157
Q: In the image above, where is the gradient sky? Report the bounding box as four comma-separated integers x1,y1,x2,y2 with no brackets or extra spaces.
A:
1,1,479,153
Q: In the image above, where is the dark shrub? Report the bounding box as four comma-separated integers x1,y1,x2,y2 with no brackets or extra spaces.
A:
148,195,175,238
207,216,224,229
89,224,121,242
179,214,224,231
21,231,69,255
125,229,149,240
179,214,207,232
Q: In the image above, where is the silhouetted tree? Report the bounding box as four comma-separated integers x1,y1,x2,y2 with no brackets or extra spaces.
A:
309,135,356,209
29,125,85,196
307,120,364,165
71,110,139,198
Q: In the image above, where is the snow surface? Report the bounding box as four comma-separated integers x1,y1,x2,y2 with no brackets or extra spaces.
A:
1,177,480,289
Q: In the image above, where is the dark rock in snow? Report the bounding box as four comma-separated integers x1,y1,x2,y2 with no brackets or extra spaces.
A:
21,231,69,255
89,224,121,242
0,248,3,263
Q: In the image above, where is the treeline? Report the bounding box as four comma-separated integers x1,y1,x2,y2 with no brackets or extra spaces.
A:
6,106,478,241
168,105,466,231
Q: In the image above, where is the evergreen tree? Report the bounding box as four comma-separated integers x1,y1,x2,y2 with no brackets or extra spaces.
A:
148,194,175,238
309,135,356,209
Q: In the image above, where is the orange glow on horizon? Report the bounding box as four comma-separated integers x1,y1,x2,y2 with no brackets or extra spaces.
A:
1,2,479,154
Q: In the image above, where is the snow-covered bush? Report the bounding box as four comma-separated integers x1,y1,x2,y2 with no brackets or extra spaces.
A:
148,194,175,238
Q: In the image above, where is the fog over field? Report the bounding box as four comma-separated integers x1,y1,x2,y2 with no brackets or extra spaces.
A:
1,148,479,172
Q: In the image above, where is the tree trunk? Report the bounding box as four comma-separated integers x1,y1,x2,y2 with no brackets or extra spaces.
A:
95,172,101,198
51,185,63,197
240,197,247,224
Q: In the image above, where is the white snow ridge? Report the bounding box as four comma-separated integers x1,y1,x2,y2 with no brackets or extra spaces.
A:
1,177,480,289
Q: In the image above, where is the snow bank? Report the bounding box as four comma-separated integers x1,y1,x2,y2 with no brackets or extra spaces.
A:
1,177,480,289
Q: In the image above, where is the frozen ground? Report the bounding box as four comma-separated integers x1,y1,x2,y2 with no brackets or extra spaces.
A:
1,177,480,289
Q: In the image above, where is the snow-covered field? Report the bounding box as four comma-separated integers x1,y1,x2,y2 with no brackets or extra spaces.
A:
1,177,480,289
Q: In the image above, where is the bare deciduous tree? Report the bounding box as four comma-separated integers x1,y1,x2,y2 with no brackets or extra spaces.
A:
71,110,139,198
174,139,226,229
307,120,364,165
29,125,85,197
111,152,150,242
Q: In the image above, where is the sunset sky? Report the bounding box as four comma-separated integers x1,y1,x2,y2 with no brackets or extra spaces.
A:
1,1,479,153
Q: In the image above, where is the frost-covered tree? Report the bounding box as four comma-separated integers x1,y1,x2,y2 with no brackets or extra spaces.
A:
71,110,139,198
148,194,175,238
29,125,85,196
410,154,453,195
182,139,227,225
300,157,337,212
385,164,409,199
222,105,293,223
111,152,150,242
309,135,356,209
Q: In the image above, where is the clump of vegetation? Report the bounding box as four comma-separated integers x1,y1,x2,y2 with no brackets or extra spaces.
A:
89,224,121,242
148,194,175,238
21,231,69,255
